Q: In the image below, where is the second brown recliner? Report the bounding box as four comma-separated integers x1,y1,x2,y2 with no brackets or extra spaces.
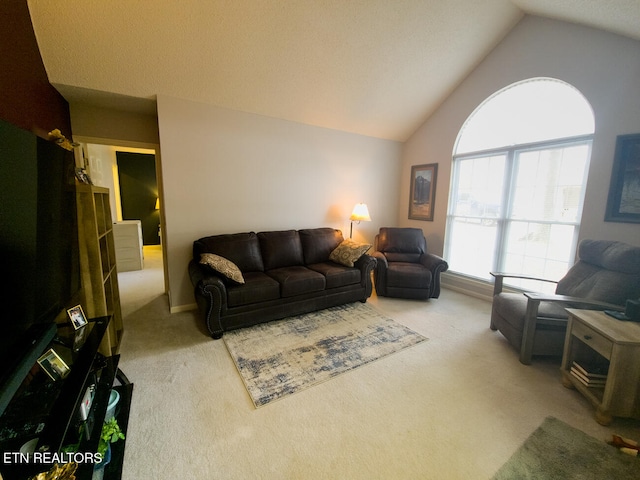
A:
490,239,640,365
372,227,448,300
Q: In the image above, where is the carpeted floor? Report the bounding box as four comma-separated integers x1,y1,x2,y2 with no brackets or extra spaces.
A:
492,416,639,479
223,303,427,407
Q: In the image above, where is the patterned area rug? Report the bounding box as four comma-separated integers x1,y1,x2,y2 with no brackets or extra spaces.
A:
492,417,639,479
223,302,427,407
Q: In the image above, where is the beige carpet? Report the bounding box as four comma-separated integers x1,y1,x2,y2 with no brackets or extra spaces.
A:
116,250,640,479
223,303,427,407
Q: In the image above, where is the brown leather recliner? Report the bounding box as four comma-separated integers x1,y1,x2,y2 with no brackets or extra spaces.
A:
372,227,448,300
490,239,640,364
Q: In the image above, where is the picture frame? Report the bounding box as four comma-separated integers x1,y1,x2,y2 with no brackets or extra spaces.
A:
37,348,70,381
67,304,88,330
74,167,93,185
605,133,640,223
408,163,438,221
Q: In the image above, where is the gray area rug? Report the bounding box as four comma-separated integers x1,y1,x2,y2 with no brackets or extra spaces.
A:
492,416,639,479
223,302,427,407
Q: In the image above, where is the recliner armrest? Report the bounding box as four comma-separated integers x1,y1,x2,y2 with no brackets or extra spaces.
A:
490,272,558,296
421,253,448,298
518,292,624,365
420,252,448,271
371,251,388,269
524,292,624,311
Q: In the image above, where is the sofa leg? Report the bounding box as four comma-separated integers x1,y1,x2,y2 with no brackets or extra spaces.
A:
211,331,223,340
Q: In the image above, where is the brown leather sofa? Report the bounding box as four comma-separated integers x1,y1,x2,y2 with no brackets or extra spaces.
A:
372,227,449,299
188,228,376,339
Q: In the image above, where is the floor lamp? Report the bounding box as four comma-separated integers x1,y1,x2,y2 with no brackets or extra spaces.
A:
350,203,371,238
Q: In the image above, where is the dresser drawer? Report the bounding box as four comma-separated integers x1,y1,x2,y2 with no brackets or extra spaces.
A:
572,320,613,359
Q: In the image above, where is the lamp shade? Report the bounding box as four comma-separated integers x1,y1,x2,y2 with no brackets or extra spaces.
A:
155,198,160,210
350,203,371,222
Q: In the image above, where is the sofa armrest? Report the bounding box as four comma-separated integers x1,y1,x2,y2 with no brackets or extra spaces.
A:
354,254,377,297
188,260,228,338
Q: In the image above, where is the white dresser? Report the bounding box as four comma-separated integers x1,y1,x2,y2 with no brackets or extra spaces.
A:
113,220,144,272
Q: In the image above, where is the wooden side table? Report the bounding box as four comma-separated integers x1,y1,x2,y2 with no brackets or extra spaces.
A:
561,309,640,425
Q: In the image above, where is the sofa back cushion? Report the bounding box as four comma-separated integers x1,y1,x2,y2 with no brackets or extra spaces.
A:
556,239,640,306
376,227,426,263
299,228,344,265
193,232,264,272
258,230,304,270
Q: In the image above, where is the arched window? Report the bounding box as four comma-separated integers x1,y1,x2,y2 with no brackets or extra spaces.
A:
445,78,594,290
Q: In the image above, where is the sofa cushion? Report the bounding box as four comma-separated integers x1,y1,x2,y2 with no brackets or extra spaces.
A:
299,228,344,265
227,272,280,307
199,253,245,285
308,262,361,289
330,239,371,267
258,230,304,270
194,232,264,272
266,266,325,297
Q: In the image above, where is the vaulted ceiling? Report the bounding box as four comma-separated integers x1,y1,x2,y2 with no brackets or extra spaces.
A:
27,0,640,141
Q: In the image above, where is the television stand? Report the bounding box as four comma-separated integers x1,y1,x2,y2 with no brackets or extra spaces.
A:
0,316,133,480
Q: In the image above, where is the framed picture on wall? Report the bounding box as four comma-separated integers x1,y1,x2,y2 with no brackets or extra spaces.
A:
605,133,640,224
408,163,438,221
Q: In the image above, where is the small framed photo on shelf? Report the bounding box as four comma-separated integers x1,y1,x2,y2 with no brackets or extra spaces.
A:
37,348,70,381
67,304,88,330
74,167,93,185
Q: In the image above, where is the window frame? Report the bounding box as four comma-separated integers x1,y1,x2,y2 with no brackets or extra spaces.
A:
445,133,593,284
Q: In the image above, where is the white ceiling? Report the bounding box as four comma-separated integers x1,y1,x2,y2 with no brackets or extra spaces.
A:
27,0,640,142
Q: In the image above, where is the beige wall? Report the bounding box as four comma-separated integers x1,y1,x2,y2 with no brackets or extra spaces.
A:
157,95,402,310
71,104,160,145
401,15,640,264
69,15,640,310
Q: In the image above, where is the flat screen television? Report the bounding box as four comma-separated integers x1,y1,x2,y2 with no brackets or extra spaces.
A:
0,118,81,416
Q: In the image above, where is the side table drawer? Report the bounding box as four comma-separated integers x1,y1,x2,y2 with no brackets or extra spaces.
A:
572,321,612,359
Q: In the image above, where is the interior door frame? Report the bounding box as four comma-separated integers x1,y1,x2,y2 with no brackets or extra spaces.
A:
74,135,168,295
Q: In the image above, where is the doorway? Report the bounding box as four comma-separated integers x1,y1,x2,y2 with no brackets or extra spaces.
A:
116,151,160,245
77,138,167,296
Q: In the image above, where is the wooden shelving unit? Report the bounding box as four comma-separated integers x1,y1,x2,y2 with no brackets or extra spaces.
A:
76,185,123,356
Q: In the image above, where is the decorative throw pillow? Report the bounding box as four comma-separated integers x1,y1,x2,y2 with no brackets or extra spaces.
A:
329,239,372,267
200,253,245,284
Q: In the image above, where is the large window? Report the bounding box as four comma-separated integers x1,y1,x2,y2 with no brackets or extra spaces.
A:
445,78,594,291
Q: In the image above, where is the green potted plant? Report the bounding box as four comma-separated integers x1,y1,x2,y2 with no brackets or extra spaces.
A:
98,417,125,457
93,418,125,480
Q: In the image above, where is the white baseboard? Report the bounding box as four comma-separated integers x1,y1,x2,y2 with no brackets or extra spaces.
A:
441,272,494,302
170,303,198,314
